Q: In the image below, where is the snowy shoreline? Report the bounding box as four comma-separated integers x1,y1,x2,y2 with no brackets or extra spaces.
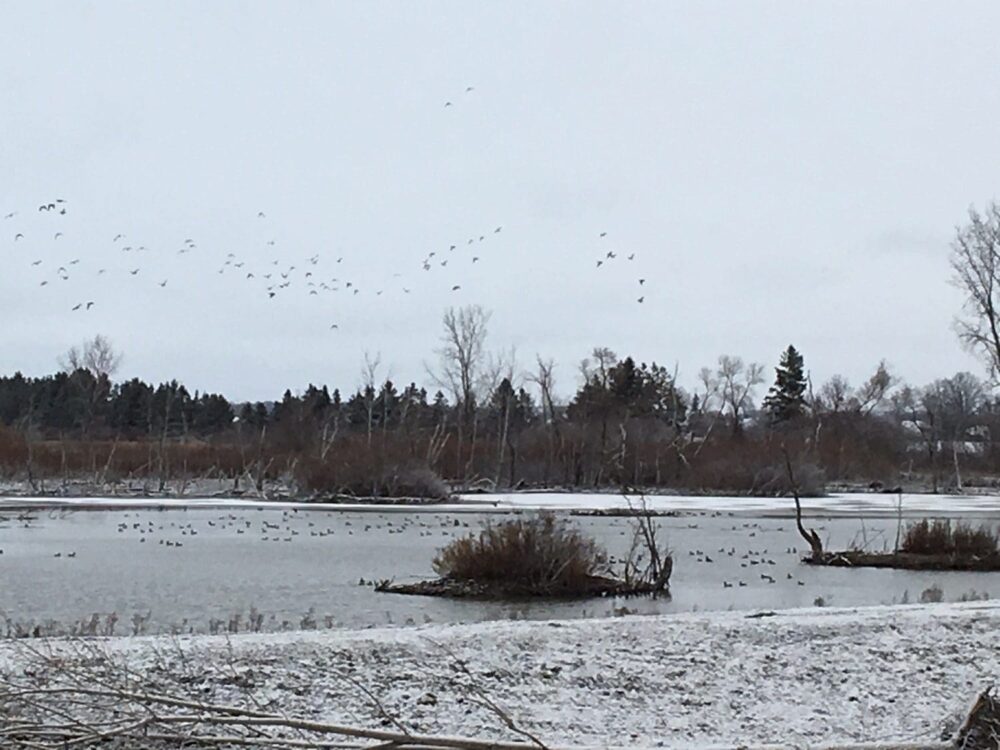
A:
3,489,1000,517
3,601,996,747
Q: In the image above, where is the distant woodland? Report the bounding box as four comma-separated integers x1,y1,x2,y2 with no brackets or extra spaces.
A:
6,203,1000,498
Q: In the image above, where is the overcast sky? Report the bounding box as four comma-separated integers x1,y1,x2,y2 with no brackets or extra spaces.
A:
2,2,999,402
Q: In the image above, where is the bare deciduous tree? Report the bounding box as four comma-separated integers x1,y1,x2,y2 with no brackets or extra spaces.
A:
61,334,122,381
431,305,491,486
936,371,986,491
716,355,764,435
951,202,1000,381
483,347,518,489
360,351,383,450
855,360,895,415
60,334,123,438
528,355,560,486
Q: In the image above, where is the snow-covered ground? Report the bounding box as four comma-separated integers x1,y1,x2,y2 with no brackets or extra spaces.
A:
2,489,999,517
3,602,995,747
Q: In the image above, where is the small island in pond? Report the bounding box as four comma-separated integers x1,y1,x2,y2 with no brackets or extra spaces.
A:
806,518,1000,571
377,512,672,600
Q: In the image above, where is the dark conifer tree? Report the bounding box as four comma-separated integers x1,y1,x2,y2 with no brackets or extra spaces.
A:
762,345,807,423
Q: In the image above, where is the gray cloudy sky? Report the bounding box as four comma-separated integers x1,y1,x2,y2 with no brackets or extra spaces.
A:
2,1,998,401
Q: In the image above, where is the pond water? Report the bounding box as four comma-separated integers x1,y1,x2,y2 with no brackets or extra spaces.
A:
1,499,999,635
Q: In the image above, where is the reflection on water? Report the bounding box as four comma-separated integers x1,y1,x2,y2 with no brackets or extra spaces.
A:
1,503,998,635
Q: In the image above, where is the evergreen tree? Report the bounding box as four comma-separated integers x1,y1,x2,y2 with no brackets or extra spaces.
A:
763,345,807,423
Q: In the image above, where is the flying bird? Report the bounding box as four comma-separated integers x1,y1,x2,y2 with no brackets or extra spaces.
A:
472,256,480,263
14,233,23,241
451,285,461,291
637,296,645,304
39,280,48,286
465,86,474,92
71,303,82,311
444,101,453,107
54,232,63,239
639,278,645,286
31,260,41,266
599,232,607,237
494,226,502,233
596,260,603,268
330,324,339,329
113,234,124,242
86,302,94,310
3,212,16,219
627,253,635,260
258,211,266,218
159,280,168,287
130,269,140,275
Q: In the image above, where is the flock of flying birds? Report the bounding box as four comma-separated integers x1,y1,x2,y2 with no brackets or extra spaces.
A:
4,90,650,331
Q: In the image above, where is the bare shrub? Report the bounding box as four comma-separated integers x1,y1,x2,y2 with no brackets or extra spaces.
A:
754,460,826,497
432,513,609,589
901,519,999,556
296,446,449,500
958,589,991,602
920,584,944,603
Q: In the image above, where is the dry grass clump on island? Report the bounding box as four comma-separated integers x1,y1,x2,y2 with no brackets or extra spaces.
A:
900,519,999,557
431,513,609,590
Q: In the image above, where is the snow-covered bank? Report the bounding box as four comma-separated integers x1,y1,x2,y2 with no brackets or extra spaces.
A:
3,489,1000,517
3,602,995,747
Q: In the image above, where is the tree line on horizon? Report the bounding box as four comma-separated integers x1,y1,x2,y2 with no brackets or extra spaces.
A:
0,327,996,496
5,202,1000,497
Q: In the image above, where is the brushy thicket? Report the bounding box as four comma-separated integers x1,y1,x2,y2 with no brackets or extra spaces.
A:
432,513,609,588
901,519,1000,557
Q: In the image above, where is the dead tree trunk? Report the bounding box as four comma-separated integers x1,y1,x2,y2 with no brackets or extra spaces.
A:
783,446,824,561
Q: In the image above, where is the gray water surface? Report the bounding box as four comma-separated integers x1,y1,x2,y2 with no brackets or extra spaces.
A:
1,505,998,635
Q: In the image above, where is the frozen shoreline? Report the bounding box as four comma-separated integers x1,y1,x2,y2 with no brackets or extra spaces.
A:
2,601,996,747
3,488,1000,517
